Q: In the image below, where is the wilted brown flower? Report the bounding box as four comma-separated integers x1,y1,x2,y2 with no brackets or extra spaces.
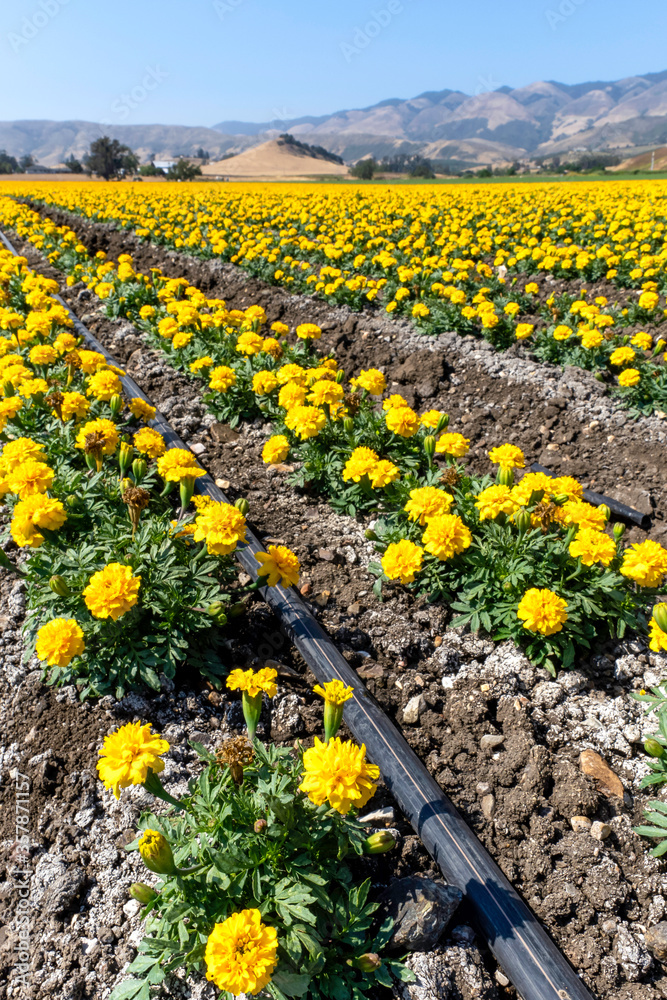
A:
217,735,254,784
343,392,361,416
45,390,64,420
122,486,151,534
440,467,461,489
533,500,557,533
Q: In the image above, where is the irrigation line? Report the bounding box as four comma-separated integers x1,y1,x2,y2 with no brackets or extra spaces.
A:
1,228,596,1000
530,463,650,529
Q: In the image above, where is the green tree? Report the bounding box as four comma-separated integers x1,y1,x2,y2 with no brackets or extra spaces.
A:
350,159,376,180
166,159,202,181
64,154,84,174
84,137,139,179
0,151,19,174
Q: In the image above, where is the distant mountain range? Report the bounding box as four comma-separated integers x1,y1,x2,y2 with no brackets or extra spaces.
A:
5,70,667,169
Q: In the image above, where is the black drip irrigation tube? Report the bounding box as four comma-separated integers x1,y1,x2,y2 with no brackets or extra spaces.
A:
530,462,651,530
1,228,596,1000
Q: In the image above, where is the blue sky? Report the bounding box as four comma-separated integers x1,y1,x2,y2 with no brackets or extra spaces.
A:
3,0,667,127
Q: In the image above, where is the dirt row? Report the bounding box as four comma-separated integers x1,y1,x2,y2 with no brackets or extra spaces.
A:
4,224,667,998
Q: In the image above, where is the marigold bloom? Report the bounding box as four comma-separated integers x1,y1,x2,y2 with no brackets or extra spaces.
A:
631,331,653,350
649,607,667,653
255,544,300,587
77,349,107,374
1,437,47,470
205,909,278,996
83,563,141,620
381,539,424,584
314,680,354,706
404,486,453,525
7,460,54,498
97,721,169,799
193,501,247,555
515,323,534,340
609,346,636,367
11,493,67,547
277,363,307,385
549,476,583,501
568,528,616,567
262,435,290,464
129,397,157,421
35,618,84,668
226,667,278,699
475,484,520,521
29,344,57,366
369,459,400,488
435,432,470,457
419,409,446,430
488,443,525,470
60,391,89,422
252,370,279,395
422,514,472,561
190,355,214,373
510,472,554,505
382,394,409,411
342,446,379,483
0,397,23,430
133,427,166,458
209,365,237,392
157,448,205,483
236,331,264,355
296,323,322,340
553,325,573,341
350,369,386,396
308,379,344,406
559,500,607,532
75,418,119,455
580,328,604,349
618,368,641,388
86,369,122,401
137,829,176,876
278,382,307,410
385,405,419,438
621,540,667,589
639,291,660,311
517,588,568,636
284,405,326,441
299,737,380,815
261,337,282,359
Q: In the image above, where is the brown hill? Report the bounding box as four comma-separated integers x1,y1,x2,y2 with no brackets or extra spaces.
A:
201,139,349,179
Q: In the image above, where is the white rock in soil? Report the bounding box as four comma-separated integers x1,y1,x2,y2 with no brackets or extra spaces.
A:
613,923,653,981
123,899,141,919
400,951,453,1000
403,694,425,724
570,816,592,833
590,821,612,841
532,681,564,709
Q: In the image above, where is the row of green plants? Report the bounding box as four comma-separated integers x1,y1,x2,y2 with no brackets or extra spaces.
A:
3,201,667,679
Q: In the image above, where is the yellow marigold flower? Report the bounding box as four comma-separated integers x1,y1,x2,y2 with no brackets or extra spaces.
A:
86,369,122,401
299,736,380,815
261,337,282,359
385,405,419,438
278,382,306,410
236,331,264,355
553,325,573,341
419,409,445,429
193,501,247,555
515,323,534,340
308,379,344,407
621,540,667,589
128,397,156,422
158,316,178,339
226,667,278,699
190,355,214,373
29,344,57,366
18,377,49,399
133,427,166,458
53,332,78,353
404,486,453,526
639,291,660,311
262,435,290,465
314,680,354,706
10,494,67,548
435,432,470,457
412,302,430,319
97,721,169,799
7,460,54,498
422,513,472,561
83,563,141,620
0,396,23,430
204,909,278,996
172,331,193,350
277,363,307,385
157,448,205,483
296,323,322,340
517,588,568,636
569,528,616,567
525,282,539,294
488,443,525,471
271,321,289,336
580,328,604,349
649,607,667,653
255,544,300,587
382,393,409,411
35,618,84,668
209,365,237,392
618,368,641,388
609,346,636,367
75,418,119,455
511,472,554,505
139,304,156,319
549,476,583,500
350,369,387,396
369,459,400,488
1,437,47,470
559,500,607,532
252,370,279,395
342,446,379,483
381,539,424,583
60,391,89,422
631,331,653,350
284,405,326,441
78,349,107,374
475,484,520,521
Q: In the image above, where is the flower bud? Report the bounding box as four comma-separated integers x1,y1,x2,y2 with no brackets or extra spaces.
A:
234,497,250,516
335,369,344,384
109,394,123,417
129,882,158,905
653,603,667,634
227,601,246,618
365,528,378,541
514,509,531,534
423,435,436,458
435,413,449,435
3,381,16,398
132,458,147,483
654,339,666,356
552,493,569,506
594,372,605,382
179,475,196,511
49,575,70,597
598,504,611,523
362,830,397,855
343,417,355,433
119,442,134,477
66,494,83,509
496,467,514,488
613,522,625,541
138,829,176,876
253,818,268,834
644,738,665,759
348,954,382,972
206,601,228,626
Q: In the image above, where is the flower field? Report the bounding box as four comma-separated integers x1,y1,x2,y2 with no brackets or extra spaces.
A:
2,178,667,999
